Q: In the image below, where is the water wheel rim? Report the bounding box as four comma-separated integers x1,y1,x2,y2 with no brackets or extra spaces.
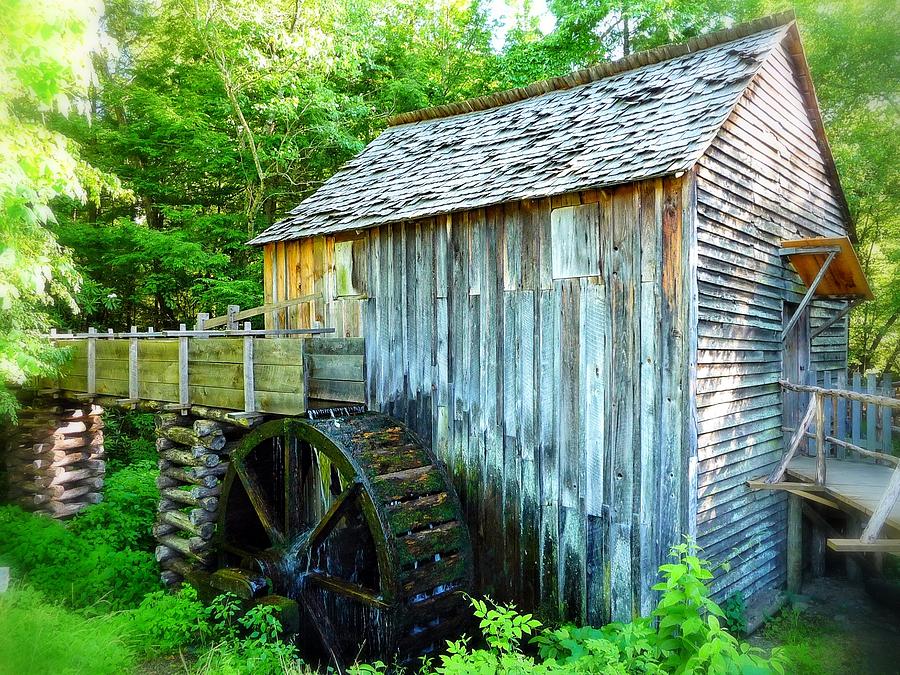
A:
217,417,399,604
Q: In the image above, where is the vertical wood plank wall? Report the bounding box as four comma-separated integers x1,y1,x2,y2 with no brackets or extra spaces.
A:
367,181,692,622
694,41,850,602
263,235,364,336
266,179,693,621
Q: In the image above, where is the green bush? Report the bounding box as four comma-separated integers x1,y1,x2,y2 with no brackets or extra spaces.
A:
102,409,157,471
432,542,787,675
0,503,159,610
193,594,303,675
69,460,159,551
0,585,136,675
126,585,212,653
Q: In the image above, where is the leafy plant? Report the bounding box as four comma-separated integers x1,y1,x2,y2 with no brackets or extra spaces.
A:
100,408,157,470
126,585,212,653
69,460,159,551
722,592,748,636
436,542,789,675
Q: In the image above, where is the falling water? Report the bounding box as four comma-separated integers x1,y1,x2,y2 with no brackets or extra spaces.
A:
306,404,366,420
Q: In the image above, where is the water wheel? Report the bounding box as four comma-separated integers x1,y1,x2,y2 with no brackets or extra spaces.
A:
207,412,473,669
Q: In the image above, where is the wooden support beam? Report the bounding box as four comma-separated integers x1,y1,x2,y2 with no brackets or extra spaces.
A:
787,494,802,593
178,324,189,412
87,327,96,395
792,490,840,510
816,392,826,485
860,461,900,543
778,245,841,257
768,396,817,483
810,298,863,340
781,249,837,342
242,321,255,414
747,480,825,492
827,538,900,553
801,503,877,576
128,327,138,402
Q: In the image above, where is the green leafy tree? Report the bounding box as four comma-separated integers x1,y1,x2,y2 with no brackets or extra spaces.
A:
0,0,105,418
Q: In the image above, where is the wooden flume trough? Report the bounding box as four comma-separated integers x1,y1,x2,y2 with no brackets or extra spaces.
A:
2,314,474,670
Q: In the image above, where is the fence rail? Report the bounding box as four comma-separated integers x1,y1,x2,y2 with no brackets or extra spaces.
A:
768,373,900,547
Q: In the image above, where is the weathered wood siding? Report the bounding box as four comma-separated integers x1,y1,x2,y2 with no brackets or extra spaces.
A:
262,234,366,337
265,179,694,620
361,180,693,622
694,40,850,602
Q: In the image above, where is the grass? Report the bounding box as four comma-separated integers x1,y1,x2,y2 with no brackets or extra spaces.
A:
762,606,862,675
0,585,136,675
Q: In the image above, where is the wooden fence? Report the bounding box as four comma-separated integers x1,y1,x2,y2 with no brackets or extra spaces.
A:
45,325,366,416
791,369,895,461
767,374,900,548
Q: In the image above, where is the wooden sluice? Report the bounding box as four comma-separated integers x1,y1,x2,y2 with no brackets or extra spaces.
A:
2,308,474,668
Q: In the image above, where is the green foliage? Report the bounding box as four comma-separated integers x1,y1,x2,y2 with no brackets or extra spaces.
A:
99,408,157,470
721,592,748,636
0,0,105,419
762,607,858,675
126,585,212,652
69,461,160,551
0,584,136,675
0,472,160,610
434,543,786,674
194,595,301,675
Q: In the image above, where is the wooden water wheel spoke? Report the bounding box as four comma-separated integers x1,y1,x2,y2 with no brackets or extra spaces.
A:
305,480,361,554
218,540,256,561
301,586,346,673
307,571,388,608
213,413,473,667
282,434,302,538
233,459,284,545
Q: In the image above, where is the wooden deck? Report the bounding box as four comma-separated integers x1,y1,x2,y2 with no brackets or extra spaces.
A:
787,456,900,535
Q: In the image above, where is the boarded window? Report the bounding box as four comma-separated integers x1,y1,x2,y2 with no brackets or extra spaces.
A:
550,203,601,279
334,238,367,297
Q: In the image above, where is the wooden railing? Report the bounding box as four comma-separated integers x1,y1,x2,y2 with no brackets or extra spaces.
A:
197,294,323,331
767,379,900,545
43,315,366,416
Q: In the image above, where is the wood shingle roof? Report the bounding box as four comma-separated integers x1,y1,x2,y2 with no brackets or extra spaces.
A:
251,15,797,244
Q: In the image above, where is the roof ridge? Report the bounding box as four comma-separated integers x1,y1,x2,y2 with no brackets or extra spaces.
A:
387,10,796,127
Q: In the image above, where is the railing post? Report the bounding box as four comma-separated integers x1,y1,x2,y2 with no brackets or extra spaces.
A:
227,305,240,330
178,324,189,413
129,326,138,401
816,392,826,485
87,327,96,396
243,321,256,413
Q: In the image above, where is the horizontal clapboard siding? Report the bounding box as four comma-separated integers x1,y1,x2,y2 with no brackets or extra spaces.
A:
694,41,850,603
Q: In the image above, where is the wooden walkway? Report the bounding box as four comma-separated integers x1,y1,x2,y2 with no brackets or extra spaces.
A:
788,456,900,536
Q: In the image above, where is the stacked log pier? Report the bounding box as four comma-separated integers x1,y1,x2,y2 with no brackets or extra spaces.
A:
153,414,231,586
4,400,105,519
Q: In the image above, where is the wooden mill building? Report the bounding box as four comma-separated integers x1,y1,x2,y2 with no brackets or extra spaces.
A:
247,12,860,622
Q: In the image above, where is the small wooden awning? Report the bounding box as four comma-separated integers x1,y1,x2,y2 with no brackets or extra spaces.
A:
780,237,874,300
779,237,873,342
